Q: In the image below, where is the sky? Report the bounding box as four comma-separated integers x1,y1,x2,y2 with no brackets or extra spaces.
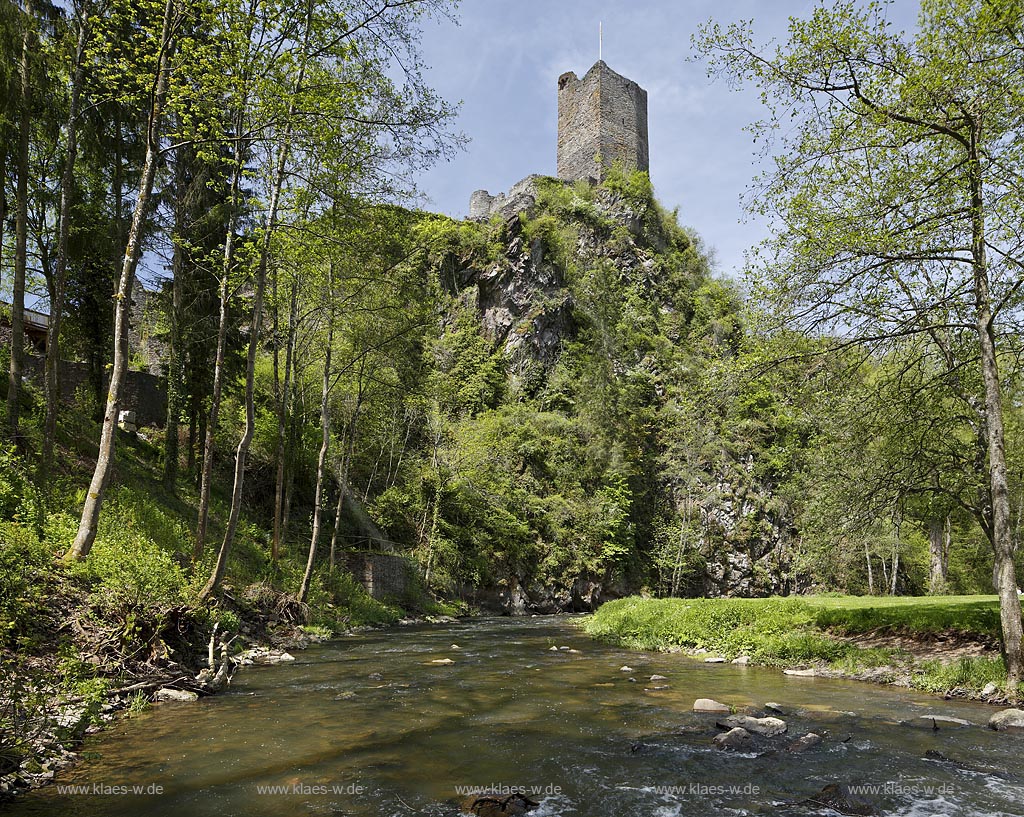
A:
414,0,919,279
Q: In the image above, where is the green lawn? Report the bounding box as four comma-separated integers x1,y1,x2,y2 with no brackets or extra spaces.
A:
803,594,1000,639
581,595,1011,695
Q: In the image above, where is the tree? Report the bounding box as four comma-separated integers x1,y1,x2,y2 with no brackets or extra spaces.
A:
698,0,1024,688
66,0,181,560
6,0,34,444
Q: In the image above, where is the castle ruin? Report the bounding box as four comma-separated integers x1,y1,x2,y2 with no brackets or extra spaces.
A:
469,60,649,219
557,60,649,183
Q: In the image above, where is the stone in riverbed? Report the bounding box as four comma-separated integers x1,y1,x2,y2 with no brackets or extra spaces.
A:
799,783,875,816
765,702,786,715
430,658,455,665
704,657,726,663
785,732,822,753
718,715,788,737
988,708,1024,731
620,665,634,672
461,791,539,816
650,674,667,681
693,698,731,714
154,688,198,703
712,727,751,751
901,715,972,730
783,668,817,677
982,682,999,696
731,656,750,664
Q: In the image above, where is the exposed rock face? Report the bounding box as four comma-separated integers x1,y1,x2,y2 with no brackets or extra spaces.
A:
696,457,797,598
456,175,798,605
475,216,573,374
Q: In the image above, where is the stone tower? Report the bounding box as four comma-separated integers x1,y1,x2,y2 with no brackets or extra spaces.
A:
557,60,649,183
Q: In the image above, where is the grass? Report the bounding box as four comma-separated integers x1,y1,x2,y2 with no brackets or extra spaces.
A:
806,595,1001,641
582,595,1013,697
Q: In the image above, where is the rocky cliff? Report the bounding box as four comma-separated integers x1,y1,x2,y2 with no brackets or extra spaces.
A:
414,172,799,613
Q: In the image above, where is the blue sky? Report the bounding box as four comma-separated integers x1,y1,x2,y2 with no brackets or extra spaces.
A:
415,0,919,279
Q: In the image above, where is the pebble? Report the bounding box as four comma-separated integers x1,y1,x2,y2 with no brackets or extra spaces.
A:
620,665,634,672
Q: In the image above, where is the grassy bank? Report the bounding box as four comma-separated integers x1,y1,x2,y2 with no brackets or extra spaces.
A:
0,407,457,796
582,595,1013,698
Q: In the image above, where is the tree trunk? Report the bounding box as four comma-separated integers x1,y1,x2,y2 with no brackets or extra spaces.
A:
970,141,1023,690
299,269,334,604
8,3,32,444
65,0,177,561
195,117,244,560
199,109,296,598
330,382,363,574
163,141,188,487
272,281,298,562
928,517,948,594
865,539,874,595
42,6,89,470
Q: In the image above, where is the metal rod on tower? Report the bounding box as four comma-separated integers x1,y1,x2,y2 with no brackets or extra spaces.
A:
599,21,603,60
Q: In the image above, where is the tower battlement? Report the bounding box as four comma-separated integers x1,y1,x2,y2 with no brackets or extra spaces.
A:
556,60,649,183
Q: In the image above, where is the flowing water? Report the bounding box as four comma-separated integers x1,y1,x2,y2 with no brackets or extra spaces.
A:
7,616,1024,816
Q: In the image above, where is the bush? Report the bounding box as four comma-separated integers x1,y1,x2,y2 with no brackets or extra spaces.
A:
0,521,53,649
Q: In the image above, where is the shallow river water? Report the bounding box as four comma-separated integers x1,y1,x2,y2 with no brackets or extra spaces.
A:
7,615,1024,816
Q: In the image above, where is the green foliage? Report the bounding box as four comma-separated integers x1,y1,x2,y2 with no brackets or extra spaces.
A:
0,521,53,649
584,595,1005,671
0,444,42,526
601,165,653,210
809,595,1002,640
913,656,1007,694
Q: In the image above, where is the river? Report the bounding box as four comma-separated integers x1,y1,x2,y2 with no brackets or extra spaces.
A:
6,615,1024,816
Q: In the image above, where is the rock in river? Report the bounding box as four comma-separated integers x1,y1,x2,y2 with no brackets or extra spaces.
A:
462,791,539,816
718,715,788,737
785,732,822,753
989,708,1024,731
154,688,198,703
693,698,731,714
712,727,752,751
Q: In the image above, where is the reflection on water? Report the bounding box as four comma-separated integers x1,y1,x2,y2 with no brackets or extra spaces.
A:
7,616,1024,816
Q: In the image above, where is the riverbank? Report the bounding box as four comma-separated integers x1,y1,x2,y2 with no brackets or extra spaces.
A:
8,614,1024,817
0,554,460,800
582,595,1018,702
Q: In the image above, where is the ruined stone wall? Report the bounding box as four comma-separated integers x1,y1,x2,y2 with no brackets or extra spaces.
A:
345,552,413,601
556,61,648,183
21,356,167,426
